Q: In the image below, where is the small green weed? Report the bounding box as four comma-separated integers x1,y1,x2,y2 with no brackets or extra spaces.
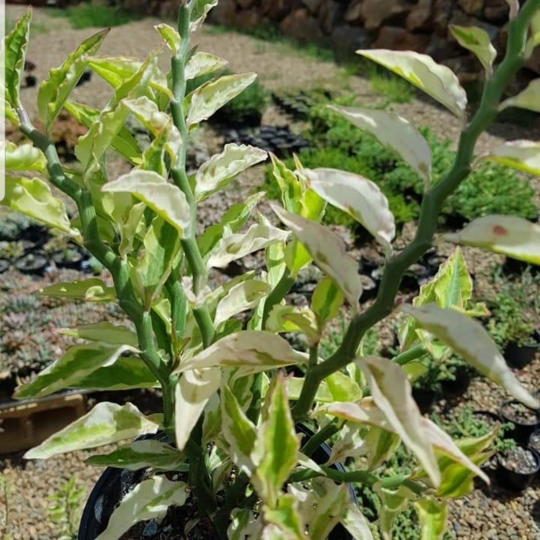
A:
368,66,415,104
48,476,85,540
50,4,141,29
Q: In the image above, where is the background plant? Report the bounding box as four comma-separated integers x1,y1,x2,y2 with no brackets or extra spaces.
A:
48,476,85,540
3,1,540,539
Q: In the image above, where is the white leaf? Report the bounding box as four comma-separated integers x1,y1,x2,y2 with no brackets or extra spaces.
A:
341,504,375,540
187,73,257,127
450,26,497,75
482,140,540,176
329,106,432,187
175,331,306,373
208,223,290,268
443,215,540,265
103,170,191,236
215,280,271,327
96,476,188,540
270,203,363,312
24,403,159,459
500,79,540,113
357,356,440,487
175,368,221,451
402,304,539,409
303,168,396,253
358,49,467,118
196,144,267,201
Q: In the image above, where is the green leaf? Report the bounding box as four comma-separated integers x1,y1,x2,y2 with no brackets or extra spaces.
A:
176,331,306,373
86,440,186,471
132,218,181,308
24,402,159,459
155,23,180,54
341,504,375,540
444,214,540,266
64,101,141,164
174,368,221,451
357,356,440,487
270,203,363,313
269,153,302,213
215,280,270,327
103,170,191,237
38,29,108,130
375,484,416,540
402,304,539,408
4,142,47,172
288,372,362,404
14,344,136,399
482,140,540,176
303,168,396,255
59,322,137,346
329,105,432,188
251,374,299,509
195,143,267,201
95,476,187,540
221,384,257,475
186,51,228,80
311,277,344,330
358,49,467,118
450,25,497,75
4,8,32,108
72,357,159,391
3,176,75,237
267,305,320,346
500,79,540,112
207,222,290,268
186,73,257,127
39,278,116,302
263,495,305,540
190,0,219,31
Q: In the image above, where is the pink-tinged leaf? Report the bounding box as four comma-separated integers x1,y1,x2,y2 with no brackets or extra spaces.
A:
174,368,221,451
402,304,539,409
482,140,540,176
443,215,540,265
357,49,467,118
329,106,432,187
302,168,396,254
175,331,306,373
270,203,363,312
357,357,440,487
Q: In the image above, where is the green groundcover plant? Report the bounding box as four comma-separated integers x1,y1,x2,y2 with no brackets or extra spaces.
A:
2,1,540,538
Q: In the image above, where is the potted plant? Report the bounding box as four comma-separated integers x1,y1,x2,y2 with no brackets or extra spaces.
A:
499,400,540,444
4,2,540,538
497,446,540,492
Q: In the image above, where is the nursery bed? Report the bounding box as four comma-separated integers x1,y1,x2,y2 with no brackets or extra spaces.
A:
2,5,540,540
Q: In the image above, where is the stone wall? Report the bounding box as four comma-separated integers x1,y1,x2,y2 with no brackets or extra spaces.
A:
119,0,539,78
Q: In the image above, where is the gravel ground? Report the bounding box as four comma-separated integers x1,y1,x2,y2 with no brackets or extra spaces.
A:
3,6,540,540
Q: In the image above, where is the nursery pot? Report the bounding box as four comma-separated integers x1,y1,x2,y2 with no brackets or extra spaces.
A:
51,248,84,270
496,446,540,492
412,388,437,414
499,400,540,445
14,251,48,275
529,430,540,455
504,332,540,369
79,427,356,540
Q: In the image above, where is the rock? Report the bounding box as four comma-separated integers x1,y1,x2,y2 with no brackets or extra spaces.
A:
234,8,265,29
345,0,364,25
458,0,485,15
261,0,289,21
373,26,430,52
209,0,237,25
426,34,460,61
331,24,370,51
484,0,510,22
280,8,324,43
433,0,455,36
362,0,412,31
237,0,255,8
406,0,434,32
318,1,346,35
302,0,324,15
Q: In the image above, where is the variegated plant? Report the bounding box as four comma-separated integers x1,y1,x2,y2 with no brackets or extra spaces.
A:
2,0,540,539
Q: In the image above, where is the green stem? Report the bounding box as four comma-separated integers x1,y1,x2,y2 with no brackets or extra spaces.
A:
261,272,295,327
194,306,216,348
393,344,428,366
301,421,340,458
292,0,539,421
308,344,319,368
214,473,250,537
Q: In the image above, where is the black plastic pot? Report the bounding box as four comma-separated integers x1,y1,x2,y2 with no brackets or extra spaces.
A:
504,332,540,369
499,400,540,445
51,248,84,270
401,264,429,293
496,446,540,492
412,388,437,414
360,275,378,301
14,251,48,275
0,259,9,274
442,368,472,395
79,427,356,540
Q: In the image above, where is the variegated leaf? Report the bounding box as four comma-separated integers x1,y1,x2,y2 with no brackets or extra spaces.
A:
39,278,116,302
24,402,159,459
59,322,138,346
443,215,540,265
450,26,497,75
3,141,47,172
414,498,448,540
500,79,540,113
358,49,467,118
186,51,228,81
329,106,432,187
482,140,540,176
215,280,270,327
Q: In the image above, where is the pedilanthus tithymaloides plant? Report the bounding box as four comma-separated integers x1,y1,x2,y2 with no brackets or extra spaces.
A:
2,0,540,538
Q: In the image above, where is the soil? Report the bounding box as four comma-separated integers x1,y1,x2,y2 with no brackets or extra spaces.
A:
2,5,540,540
530,432,540,455
501,401,540,426
499,447,539,475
